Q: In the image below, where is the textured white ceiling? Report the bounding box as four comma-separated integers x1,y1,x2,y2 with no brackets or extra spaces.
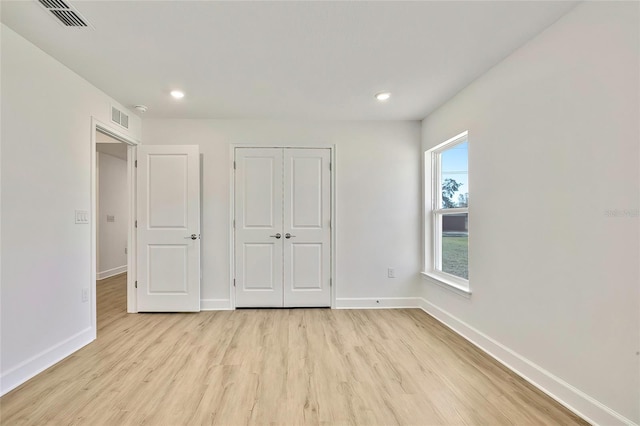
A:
1,1,577,120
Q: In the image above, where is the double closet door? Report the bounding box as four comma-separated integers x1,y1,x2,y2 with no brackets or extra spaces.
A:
235,148,331,308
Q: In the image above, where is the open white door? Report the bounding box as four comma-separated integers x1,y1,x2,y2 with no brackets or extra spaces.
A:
137,145,200,312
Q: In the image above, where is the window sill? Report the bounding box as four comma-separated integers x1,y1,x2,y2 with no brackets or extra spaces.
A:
421,271,472,298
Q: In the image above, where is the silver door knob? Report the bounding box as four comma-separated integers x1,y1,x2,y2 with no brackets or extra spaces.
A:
285,233,296,239
184,234,197,240
270,233,282,239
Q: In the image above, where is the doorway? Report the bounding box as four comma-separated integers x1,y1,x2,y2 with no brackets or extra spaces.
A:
95,129,131,324
96,131,129,280
90,118,139,336
233,147,334,308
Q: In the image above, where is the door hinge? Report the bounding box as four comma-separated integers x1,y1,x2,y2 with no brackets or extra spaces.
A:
233,219,235,228
135,160,137,168
233,161,236,170
329,162,332,171
135,220,138,228
135,280,138,289
330,278,332,287
233,279,236,287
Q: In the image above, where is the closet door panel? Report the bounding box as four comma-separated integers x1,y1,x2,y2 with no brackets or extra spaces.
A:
283,148,331,307
235,148,283,307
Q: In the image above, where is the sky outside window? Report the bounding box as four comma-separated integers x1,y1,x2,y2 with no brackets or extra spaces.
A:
441,141,468,208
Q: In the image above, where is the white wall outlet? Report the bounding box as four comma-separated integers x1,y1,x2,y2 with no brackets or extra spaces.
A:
106,214,115,222
81,288,89,303
75,210,89,224
388,267,396,278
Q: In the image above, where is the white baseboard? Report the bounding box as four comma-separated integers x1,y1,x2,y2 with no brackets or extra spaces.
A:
0,327,94,396
97,265,127,280
335,297,421,309
417,298,636,426
200,298,233,310
202,297,420,311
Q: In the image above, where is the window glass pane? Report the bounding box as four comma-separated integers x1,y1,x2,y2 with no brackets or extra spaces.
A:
441,141,468,208
440,213,468,279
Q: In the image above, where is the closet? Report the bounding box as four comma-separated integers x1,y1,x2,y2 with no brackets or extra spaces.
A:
234,148,332,307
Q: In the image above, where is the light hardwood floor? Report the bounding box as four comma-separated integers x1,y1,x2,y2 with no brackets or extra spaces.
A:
0,274,587,425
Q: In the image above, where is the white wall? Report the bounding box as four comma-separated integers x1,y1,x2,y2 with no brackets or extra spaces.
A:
97,152,128,279
420,2,639,425
0,25,141,394
142,120,422,308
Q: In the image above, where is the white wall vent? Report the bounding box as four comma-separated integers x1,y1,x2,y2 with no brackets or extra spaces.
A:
111,106,130,130
38,0,92,28
120,113,129,129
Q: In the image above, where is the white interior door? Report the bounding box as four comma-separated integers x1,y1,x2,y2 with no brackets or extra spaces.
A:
234,147,331,308
283,149,331,307
136,145,200,312
235,148,284,307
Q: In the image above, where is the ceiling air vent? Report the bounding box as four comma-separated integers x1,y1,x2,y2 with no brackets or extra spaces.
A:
111,106,130,130
38,0,92,28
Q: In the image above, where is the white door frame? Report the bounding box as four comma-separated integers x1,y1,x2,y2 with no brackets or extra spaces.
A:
229,144,337,309
90,116,140,336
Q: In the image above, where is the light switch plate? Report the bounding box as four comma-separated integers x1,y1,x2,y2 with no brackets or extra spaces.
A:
75,210,89,224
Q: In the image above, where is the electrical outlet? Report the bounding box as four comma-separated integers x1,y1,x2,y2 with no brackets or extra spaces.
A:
388,267,396,278
82,288,89,303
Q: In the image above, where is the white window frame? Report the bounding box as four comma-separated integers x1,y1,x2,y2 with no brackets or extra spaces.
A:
422,130,470,295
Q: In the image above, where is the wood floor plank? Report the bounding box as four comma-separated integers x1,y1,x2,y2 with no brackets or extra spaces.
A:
0,274,587,425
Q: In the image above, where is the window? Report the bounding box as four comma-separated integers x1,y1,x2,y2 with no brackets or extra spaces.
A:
423,131,469,293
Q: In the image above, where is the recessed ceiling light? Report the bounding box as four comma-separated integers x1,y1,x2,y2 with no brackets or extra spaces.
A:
170,90,185,99
375,92,391,101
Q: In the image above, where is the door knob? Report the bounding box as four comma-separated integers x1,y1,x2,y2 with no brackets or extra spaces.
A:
270,233,282,239
285,233,296,239
184,234,198,240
